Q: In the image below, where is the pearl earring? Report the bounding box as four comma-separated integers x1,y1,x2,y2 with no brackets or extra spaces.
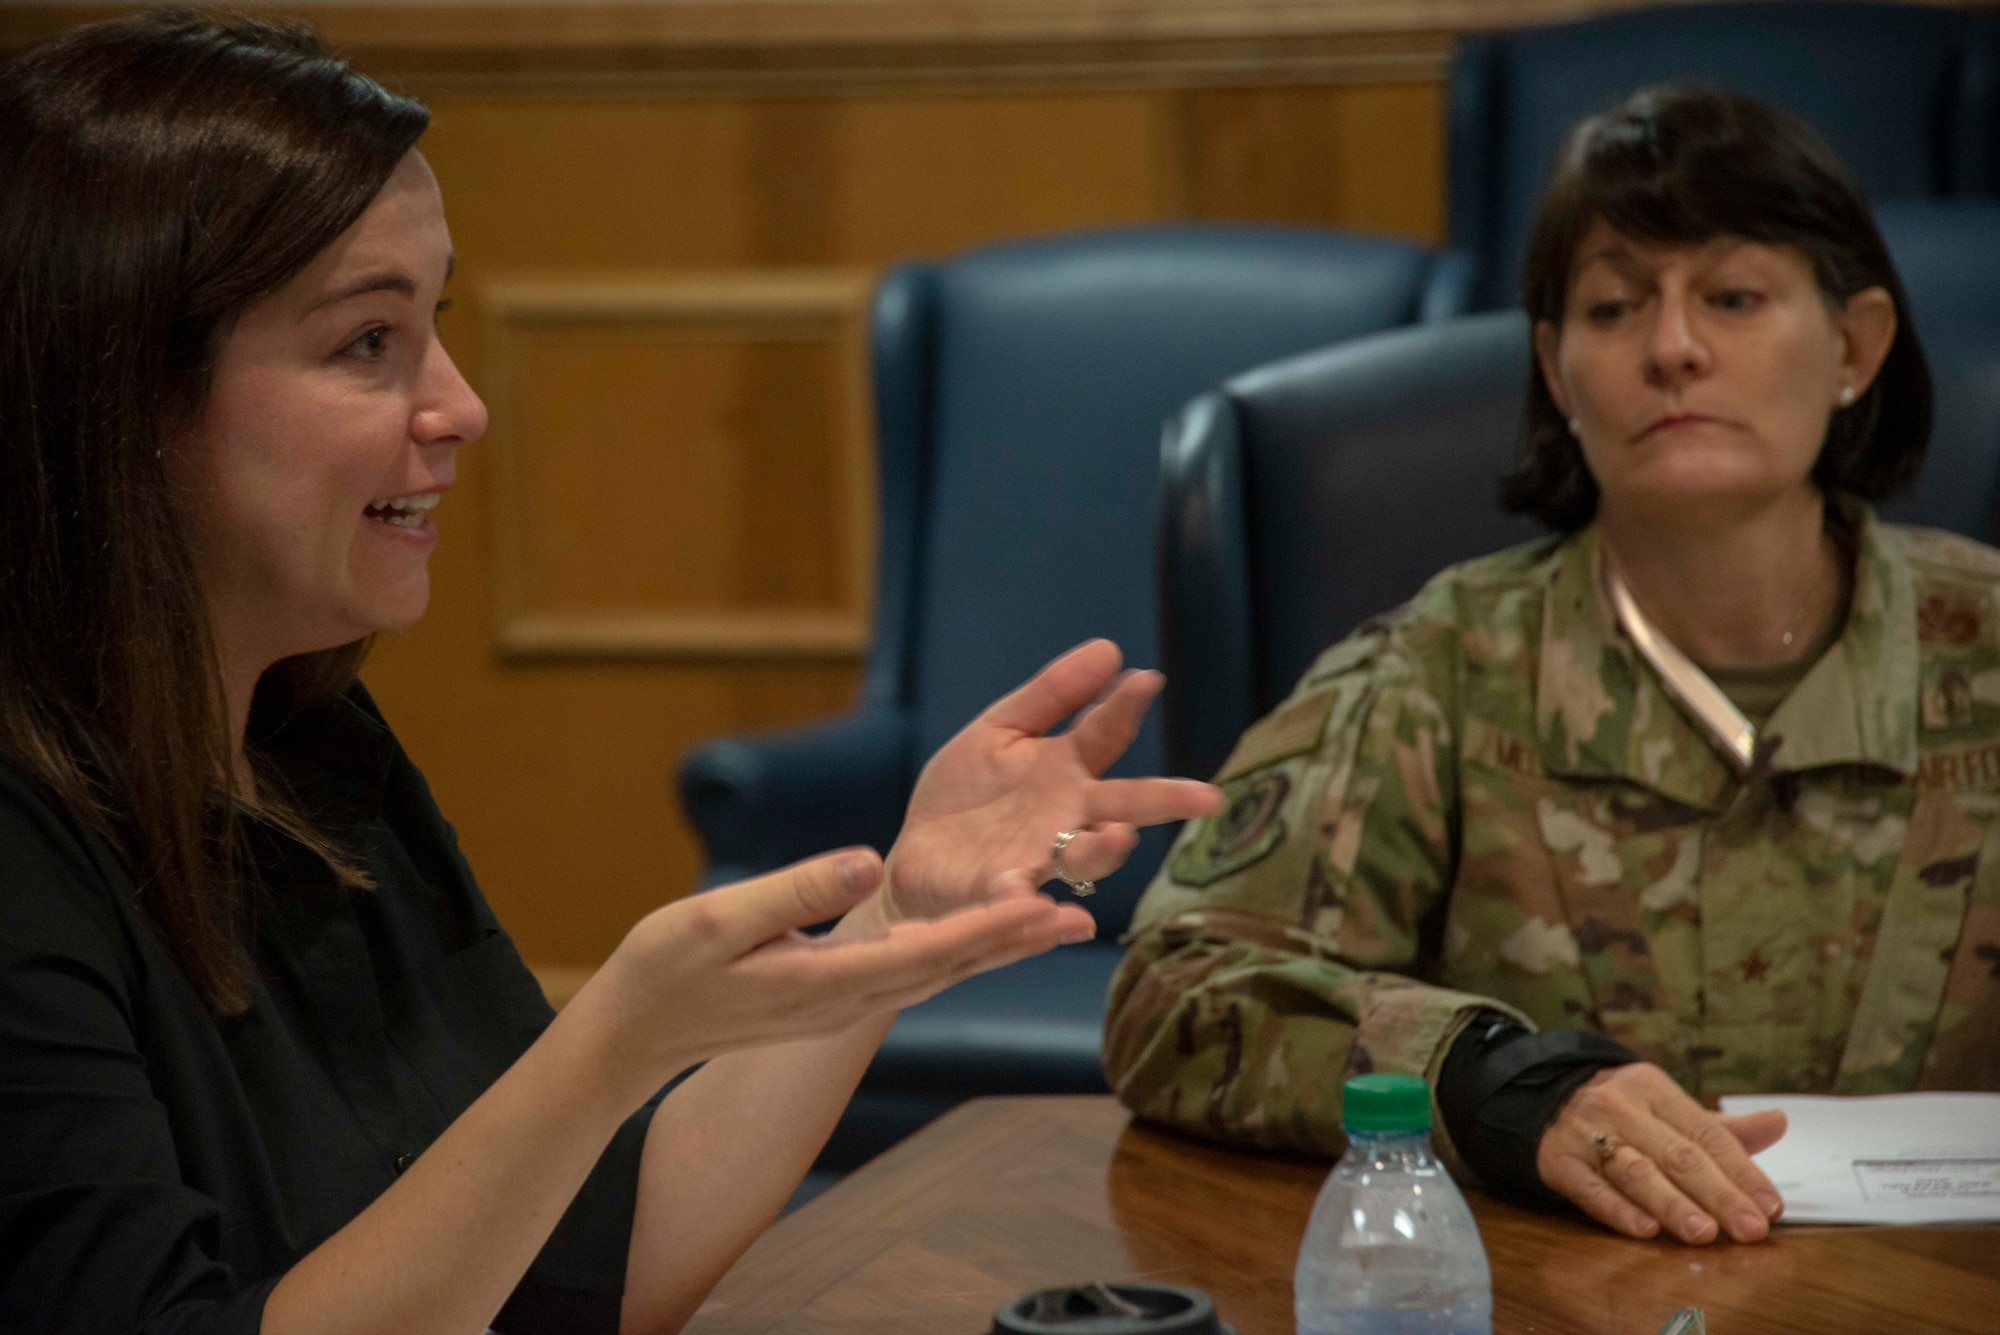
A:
1568,417,1581,435
1839,385,1856,407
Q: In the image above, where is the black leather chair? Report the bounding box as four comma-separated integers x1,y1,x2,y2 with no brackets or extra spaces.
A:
1450,1,2000,310
677,225,1469,1174
1876,200,2000,339
1161,265,2000,783
1874,200,2000,541
1159,311,1542,781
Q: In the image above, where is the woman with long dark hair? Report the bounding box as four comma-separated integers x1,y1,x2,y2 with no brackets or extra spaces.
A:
0,12,1222,1333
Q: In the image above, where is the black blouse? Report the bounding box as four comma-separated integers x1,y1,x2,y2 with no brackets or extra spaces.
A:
0,687,653,1335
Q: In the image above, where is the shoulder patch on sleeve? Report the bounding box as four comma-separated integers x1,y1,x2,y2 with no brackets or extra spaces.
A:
1215,690,1336,783
1169,772,1291,887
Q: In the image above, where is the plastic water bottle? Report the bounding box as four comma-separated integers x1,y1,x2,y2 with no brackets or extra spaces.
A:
1293,1073,1493,1335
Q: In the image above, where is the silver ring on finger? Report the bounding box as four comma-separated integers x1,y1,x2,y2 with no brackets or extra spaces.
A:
1591,1131,1626,1173
1049,829,1096,897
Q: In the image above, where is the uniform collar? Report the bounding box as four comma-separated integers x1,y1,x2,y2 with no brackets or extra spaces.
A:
1534,504,1918,810
1761,506,1919,777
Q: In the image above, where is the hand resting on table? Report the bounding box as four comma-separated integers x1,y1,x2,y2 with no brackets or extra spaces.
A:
1539,1062,1790,1246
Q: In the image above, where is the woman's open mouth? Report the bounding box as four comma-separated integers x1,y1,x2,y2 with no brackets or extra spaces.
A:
363,492,440,529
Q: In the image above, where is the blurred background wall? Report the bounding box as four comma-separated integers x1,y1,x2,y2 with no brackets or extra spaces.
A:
0,0,1981,999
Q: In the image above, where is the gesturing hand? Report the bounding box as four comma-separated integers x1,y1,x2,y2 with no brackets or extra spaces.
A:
578,847,1086,1100
883,639,1225,926
1538,1063,1789,1245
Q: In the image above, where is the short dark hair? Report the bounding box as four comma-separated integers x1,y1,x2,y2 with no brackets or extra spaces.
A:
0,11,427,1010
1499,86,1932,531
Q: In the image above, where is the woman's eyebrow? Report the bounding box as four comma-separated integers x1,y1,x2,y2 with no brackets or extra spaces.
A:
1578,243,1649,274
302,271,416,317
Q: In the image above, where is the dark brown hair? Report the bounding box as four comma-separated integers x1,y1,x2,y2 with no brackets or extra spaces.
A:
0,11,428,1010
1500,86,1933,530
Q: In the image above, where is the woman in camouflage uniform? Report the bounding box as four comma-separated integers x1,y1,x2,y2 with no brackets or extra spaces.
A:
1106,87,1996,1248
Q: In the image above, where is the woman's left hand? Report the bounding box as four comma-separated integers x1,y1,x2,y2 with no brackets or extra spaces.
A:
1537,1062,1788,1245
881,639,1225,926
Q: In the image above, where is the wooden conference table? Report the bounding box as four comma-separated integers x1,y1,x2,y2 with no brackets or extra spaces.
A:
687,1096,2000,1335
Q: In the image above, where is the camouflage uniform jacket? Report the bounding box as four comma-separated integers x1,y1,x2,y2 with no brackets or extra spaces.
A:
1104,509,2000,1176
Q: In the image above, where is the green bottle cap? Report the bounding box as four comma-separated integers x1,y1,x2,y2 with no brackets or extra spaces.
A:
1341,1073,1431,1134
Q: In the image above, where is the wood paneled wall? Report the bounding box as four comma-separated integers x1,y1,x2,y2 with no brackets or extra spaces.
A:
370,79,1444,983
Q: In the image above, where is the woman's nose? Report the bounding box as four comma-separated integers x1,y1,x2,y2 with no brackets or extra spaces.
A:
413,341,489,447
1645,290,1711,388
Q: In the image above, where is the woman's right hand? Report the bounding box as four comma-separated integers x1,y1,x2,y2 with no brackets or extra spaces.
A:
566,846,1085,1105
1537,1062,1789,1245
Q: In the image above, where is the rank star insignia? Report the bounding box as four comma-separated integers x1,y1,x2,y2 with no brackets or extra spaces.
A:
1739,949,1773,983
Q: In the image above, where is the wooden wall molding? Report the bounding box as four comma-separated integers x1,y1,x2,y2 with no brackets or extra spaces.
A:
9,0,1994,94
480,269,877,662
499,609,870,658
